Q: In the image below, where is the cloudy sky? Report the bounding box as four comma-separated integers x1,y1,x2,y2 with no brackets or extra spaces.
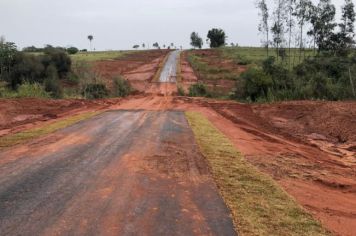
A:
0,0,347,50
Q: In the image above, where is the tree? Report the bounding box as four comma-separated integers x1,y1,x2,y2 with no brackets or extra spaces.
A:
190,32,203,49
87,35,94,51
133,45,140,50
142,43,145,49
308,0,336,52
339,0,355,50
271,0,288,61
294,0,312,61
67,47,79,55
257,0,270,57
0,37,17,80
153,42,159,49
207,28,226,48
286,0,296,69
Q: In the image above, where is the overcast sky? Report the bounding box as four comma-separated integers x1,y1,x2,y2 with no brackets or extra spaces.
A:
0,0,347,50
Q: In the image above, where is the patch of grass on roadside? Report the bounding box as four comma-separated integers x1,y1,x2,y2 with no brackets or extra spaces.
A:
185,111,330,236
70,51,131,62
0,111,102,148
187,53,236,81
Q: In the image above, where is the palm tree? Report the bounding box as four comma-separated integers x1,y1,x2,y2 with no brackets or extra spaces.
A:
87,35,94,51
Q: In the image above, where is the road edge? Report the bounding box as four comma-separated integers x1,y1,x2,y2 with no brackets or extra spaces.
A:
0,111,103,149
185,111,330,236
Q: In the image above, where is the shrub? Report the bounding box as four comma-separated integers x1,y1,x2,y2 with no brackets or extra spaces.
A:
42,47,71,78
17,82,50,98
44,78,63,98
240,67,273,101
82,83,109,99
7,53,45,89
189,83,208,97
113,76,131,97
177,86,185,96
236,55,252,65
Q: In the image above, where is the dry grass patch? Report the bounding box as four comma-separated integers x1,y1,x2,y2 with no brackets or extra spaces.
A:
185,111,330,236
0,111,102,148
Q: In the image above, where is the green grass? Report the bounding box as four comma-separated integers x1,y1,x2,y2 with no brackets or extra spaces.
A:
219,47,315,66
187,54,237,81
0,111,102,148
0,82,50,99
70,51,132,62
185,111,330,236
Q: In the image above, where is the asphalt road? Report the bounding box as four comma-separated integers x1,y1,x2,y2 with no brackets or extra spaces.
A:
159,50,180,83
0,111,236,236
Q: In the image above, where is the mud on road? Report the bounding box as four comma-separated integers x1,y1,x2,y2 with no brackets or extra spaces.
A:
0,110,236,236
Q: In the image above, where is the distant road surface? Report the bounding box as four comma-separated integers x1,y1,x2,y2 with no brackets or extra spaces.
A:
0,110,236,236
158,50,180,83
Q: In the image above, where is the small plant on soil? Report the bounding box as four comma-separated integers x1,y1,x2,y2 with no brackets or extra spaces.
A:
177,86,185,96
82,83,109,99
189,83,208,97
113,76,131,97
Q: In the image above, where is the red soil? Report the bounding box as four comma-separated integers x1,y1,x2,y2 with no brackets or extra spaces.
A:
112,96,356,236
0,98,120,137
92,50,170,92
0,96,355,235
181,50,241,95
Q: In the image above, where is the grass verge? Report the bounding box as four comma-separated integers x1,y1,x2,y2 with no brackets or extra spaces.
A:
71,51,131,62
185,111,330,236
0,111,102,148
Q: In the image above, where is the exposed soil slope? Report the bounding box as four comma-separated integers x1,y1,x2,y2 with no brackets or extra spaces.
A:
93,50,170,92
0,98,119,137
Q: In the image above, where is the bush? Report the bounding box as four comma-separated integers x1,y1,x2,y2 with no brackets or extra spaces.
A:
44,78,63,98
42,46,71,78
113,77,131,97
6,53,45,89
17,82,50,98
189,83,208,97
239,67,273,101
236,55,252,65
82,83,109,99
177,86,185,96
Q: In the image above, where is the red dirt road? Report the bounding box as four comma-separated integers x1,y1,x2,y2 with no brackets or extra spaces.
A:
0,110,236,236
0,95,355,236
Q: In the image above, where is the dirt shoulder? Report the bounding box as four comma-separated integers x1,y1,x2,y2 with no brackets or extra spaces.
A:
0,98,120,137
188,98,356,236
92,50,170,93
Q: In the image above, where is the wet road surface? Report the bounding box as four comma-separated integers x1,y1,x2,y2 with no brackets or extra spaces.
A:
159,50,180,83
0,111,236,236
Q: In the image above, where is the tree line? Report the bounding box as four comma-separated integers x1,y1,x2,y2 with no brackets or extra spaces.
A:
257,0,355,63
190,29,228,49
0,38,131,99
233,0,356,102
